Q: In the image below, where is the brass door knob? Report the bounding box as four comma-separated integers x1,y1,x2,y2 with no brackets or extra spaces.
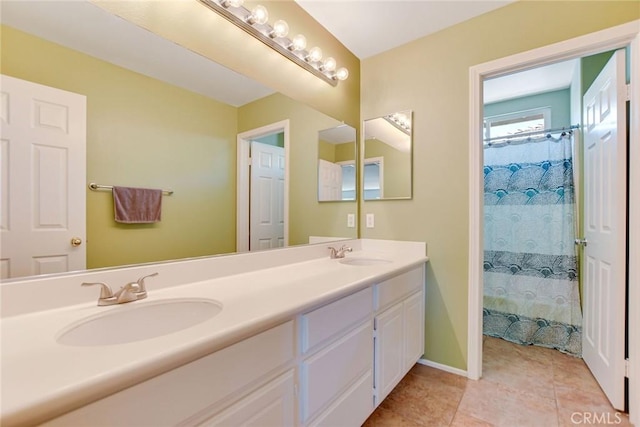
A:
71,237,83,247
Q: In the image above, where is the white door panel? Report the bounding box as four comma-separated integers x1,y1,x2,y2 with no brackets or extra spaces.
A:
582,50,627,410
250,141,284,251
0,75,86,278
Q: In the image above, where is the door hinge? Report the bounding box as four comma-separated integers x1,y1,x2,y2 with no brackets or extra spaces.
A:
626,84,631,102
625,359,630,378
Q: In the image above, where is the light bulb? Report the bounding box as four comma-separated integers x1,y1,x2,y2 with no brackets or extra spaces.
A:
335,67,349,81
307,47,322,62
321,57,336,72
271,20,289,38
247,5,268,25
289,34,306,51
221,0,243,7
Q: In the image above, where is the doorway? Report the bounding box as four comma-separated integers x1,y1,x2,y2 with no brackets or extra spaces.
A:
467,21,640,422
236,120,290,252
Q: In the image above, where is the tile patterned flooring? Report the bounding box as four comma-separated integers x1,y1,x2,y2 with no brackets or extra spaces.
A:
363,336,632,427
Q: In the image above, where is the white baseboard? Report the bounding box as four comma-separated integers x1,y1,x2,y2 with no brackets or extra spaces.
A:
417,358,468,378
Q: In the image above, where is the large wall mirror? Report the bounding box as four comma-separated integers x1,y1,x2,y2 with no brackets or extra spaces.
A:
363,110,413,200
0,1,356,280
317,125,357,202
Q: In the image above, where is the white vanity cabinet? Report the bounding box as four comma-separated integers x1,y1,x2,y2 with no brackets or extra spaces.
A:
38,264,426,427
374,266,425,405
299,287,374,426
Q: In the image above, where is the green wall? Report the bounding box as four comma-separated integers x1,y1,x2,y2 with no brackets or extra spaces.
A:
361,1,639,370
1,25,237,268
484,88,571,128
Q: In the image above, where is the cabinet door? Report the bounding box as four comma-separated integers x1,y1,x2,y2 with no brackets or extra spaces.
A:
198,370,295,427
374,302,404,404
404,291,424,369
301,321,373,423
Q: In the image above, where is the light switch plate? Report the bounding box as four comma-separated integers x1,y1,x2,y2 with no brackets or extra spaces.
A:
347,214,355,228
366,213,375,228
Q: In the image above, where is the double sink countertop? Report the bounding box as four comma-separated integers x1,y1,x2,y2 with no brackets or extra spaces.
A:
1,239,427,427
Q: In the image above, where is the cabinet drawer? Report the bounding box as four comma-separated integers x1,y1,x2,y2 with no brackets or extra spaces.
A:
196,370,295,427
301,286,373,353
375,267,423,310
306,369,373,427
301,320,373,422
43,321,295,427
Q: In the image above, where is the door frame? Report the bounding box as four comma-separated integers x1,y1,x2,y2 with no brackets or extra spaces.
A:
467,20,640,422
237,120,290,252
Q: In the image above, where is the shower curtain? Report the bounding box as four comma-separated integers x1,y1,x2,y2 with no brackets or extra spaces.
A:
483,131,582,356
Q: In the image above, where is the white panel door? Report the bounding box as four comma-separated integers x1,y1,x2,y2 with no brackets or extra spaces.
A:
250,141,284,251
0,75,86,279
582,50,627,410
317,159,342,201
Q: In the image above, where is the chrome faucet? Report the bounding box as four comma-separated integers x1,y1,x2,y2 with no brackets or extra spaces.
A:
82,272,158,306
328,245,353,259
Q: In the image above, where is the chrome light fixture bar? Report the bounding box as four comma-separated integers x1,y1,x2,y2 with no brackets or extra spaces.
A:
199,0,348,86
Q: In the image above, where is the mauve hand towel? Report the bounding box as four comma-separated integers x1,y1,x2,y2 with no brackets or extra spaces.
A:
112,186,162,224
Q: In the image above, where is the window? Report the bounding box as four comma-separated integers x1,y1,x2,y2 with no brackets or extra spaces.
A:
484,107,550,141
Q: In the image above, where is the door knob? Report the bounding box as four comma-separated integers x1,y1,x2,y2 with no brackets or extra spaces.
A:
71,237,83,247
574,238,588,247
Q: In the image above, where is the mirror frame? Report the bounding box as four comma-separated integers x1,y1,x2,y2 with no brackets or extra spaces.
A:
362,110,413,201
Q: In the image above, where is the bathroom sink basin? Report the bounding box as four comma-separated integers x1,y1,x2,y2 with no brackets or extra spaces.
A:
339,257,392,266
57,298,223,346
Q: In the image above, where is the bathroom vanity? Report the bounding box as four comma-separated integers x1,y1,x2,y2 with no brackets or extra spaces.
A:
0,239,427,426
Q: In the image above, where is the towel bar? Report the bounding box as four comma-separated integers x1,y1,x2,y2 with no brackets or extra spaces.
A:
88,182,174,195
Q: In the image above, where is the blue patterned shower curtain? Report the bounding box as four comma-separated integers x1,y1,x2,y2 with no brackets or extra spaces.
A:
483,132,582,356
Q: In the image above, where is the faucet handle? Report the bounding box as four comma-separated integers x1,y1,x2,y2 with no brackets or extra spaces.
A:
81,282,113,299
133,272,158,299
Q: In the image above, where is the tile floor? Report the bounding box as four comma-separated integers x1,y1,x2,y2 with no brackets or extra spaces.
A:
363,336,632,427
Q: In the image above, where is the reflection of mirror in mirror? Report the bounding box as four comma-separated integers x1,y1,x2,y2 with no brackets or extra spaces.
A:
317,125,357,202
0,2,356,281
363,110,413,200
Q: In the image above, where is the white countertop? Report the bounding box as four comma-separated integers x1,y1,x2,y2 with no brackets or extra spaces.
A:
1,241,427,426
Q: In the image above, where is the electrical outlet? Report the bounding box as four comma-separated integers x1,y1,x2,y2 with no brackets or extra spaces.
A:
347,214,355,228
366,213,375,228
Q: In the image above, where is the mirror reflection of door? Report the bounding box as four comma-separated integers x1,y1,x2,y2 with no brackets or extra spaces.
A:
317,124,356,202
250,135,285,251
363,158,384,200
0,75,87,279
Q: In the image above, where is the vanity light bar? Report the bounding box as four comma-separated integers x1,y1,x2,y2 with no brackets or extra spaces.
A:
198,0,348,86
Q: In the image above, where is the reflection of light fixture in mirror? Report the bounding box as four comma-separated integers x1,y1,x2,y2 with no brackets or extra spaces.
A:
199,0,348,86
385,112,412,134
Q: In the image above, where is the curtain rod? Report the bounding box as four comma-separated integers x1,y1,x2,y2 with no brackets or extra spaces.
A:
88,182,174,195
484,124,580,144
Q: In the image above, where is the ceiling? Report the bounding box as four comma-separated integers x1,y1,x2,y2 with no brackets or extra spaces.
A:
1,0,574,107
295,0,515,59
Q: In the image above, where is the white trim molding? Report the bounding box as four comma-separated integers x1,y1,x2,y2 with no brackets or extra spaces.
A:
236,120,290,252
468,20,640,423
417,358,467,378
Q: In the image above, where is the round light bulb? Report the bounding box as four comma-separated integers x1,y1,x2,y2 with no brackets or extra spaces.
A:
222,0,243,7
271,20,289,38
307,46,322,62
290,34,306,51
247,5,268,25
322,57,336,72
335,67,349,81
